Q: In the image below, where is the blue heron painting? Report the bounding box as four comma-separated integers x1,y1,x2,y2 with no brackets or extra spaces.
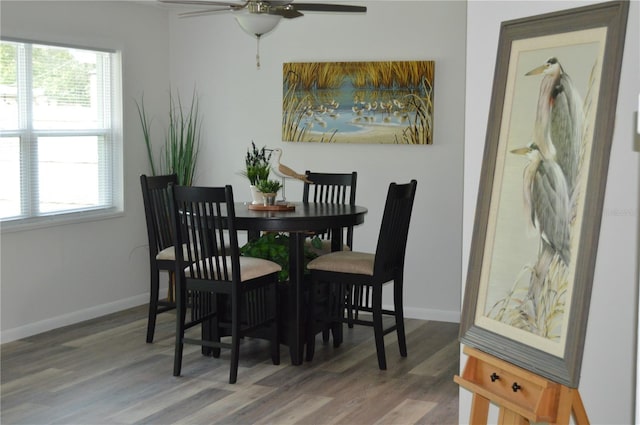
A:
480,42,602,343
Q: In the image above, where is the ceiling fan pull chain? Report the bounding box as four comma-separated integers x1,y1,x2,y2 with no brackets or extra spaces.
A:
256,35,261,70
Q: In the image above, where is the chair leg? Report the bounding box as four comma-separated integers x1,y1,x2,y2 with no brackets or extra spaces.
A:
324,282,340,346
330,282,344,347
146,267,160,343
372,285,387,370
322,328,330,343
167,272,176,303
305,334,316,361
202,313,217,358
393,276,407,358
229,311,240,384
271,320,280,365
271,284,280,365
305,277,318,362
201,292,215,357
331,321,343,348
211,294,221,358
173,289,187,377
173,341,184,377
346,285,355,329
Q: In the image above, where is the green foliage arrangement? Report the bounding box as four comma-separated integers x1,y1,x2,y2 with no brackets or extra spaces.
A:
242,142,272,185
240,233,318,282
255,179,282,194
136,90,201,185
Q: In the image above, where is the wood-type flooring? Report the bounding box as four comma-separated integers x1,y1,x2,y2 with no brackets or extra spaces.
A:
1,305,460,424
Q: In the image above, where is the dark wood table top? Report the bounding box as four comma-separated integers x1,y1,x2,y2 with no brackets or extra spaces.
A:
233,202,367,233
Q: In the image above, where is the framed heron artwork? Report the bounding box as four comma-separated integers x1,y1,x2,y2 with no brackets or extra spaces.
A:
459,1,629,388
282,60,434,144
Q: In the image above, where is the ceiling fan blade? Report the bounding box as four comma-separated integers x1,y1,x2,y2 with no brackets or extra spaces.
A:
265,1,295,5
270,6,303,19
178,7,234,17
159,0,245,6
291,3,366,13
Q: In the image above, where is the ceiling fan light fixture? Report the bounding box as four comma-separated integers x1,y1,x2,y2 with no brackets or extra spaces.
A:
233,12,282,37
233,11,282,69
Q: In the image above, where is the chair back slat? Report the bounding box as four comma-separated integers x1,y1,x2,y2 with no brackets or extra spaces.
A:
170,185,239,284
373,180,418,279
141,174,179,256
303,171,357,248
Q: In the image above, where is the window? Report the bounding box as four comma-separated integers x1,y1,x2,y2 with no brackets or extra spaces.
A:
0,39,122,229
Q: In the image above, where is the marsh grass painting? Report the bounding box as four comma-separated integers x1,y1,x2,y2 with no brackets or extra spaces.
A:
487,252,569,340
282,61,434,144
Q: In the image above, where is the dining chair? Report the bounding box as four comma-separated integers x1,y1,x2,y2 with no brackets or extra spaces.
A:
306,180,418,369
302,170,357,255
169,184,281,384
140,174,178,343
302,171,357,358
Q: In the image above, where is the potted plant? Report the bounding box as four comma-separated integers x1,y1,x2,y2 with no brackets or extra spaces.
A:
256,179,282,205
136,90,201,186
240,232,317,282
241,142,272,204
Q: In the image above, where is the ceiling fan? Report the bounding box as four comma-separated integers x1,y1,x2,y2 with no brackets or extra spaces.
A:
159,1,367,68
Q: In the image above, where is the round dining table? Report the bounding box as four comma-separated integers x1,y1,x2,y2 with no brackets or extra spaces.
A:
234,201,367,365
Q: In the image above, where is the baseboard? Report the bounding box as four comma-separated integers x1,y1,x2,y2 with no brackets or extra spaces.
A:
400,305,460,323
1,293,150,344
355,305,460,323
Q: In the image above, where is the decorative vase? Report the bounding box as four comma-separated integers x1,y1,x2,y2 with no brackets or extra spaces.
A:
250,185,264,205
263,193,277,206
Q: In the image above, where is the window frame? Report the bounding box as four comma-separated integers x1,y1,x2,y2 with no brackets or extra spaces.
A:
0,37,123,233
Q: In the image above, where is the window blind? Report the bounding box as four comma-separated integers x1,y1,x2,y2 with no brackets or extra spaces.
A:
0,39,122,228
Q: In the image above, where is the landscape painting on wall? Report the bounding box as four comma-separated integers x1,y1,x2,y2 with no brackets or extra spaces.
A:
282,61,434,144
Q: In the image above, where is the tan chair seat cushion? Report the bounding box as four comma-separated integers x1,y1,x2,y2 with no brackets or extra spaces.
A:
307,251,374,276
304,238,350,256
185,256,281,282
156,244,189,261
157,243,230,261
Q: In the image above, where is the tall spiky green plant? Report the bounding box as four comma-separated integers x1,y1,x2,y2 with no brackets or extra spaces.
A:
164,92,200,185
135,95,157,176
136,90,201,185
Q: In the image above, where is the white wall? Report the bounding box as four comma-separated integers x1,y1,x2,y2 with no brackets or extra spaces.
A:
0,1,170,341
461,1,639,423
167,1,467,323
0,1,467,339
